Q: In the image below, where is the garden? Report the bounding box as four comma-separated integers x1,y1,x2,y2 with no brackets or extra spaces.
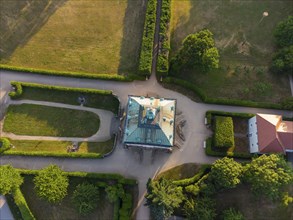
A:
0,165,138,220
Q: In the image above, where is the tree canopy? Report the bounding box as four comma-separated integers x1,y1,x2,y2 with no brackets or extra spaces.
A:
184,197,216,220
33,165,69,203
210,157,243,189
272,45,293,75
145,178,184,220
0,165,23,195
274,16,293,48
243,154,293,200
172,29,219,72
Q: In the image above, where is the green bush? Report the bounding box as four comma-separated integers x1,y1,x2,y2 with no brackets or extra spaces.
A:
138,0,157,76
72,183,99,216
173,165,210,186
119,193,133,220
0,64,133,81
214,116,235,148
157,0,171,76
222,207,244,220
0,137,11,153
0,165,23,195
13,188,35,220
205,111,255,125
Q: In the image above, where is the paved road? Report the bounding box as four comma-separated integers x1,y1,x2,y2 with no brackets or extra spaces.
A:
0,195,14,220
0,70,292,220
1,100,113,142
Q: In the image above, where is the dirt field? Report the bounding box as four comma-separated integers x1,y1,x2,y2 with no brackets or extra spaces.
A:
170,0,292,103
0,0,146,75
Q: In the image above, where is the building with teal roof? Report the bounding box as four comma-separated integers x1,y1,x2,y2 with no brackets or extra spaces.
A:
123,95,176,150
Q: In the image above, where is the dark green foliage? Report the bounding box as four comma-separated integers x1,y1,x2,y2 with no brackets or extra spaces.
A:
243,154,293,200
0,64,132,81
119,193,133,220
139,0,157,76
184,197,217,220
157,0,171,76
171,29,219,72
0,165,23,195
33,165,69,203
272,45,293,75
214,116,235,148
9,81,120,114
0,137,11,153
210,157,243,189
274,16,293,48
13,188,35,220
281,97,293,110
72,183,99,216
222,208,244,220
105,184,125,203
146,178,184,220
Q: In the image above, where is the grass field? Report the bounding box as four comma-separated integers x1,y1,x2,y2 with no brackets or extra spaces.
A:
21,175,114,220
156,163,202,180
3,104,100,137
0,0,146,75
170,0,292,103
8,139,114,155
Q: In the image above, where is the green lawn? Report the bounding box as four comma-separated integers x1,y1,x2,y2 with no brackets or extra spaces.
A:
0,0,145,76
7,139,114,155
3,104,100,137
19,86,120,114
170,0,292,103
20,175,114,220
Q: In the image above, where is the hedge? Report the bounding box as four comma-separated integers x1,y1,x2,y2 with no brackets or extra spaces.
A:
205,110,255,125
163,77,290,110
205,137,252,159
13,188,35,220
119,193,133,220
138,0,157,76
0,137,11,154
214,116,235,148
0,64,137,82
157,0,171,76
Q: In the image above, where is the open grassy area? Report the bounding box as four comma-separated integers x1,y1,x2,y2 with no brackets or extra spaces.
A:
20,175,114,220
215,184,293,220
170,0,292,103
7,139,114,155
0,0,145,75
19,86,119,114
3,104,100,137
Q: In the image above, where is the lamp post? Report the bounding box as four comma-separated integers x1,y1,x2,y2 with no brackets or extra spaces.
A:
259,11,269,24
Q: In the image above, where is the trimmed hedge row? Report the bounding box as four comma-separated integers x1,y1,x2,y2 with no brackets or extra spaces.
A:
157,0,171,76
214,116,235,148
205,110,255,126
119,193,133,220
13,188,35,220
163,77,290,110
0,137,11,153
205,137,252,159
0,64,136,81
138,0,157,76
172,164,211,186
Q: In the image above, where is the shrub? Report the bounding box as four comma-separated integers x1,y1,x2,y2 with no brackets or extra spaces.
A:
274,16,293,48
184,197,217,220
0,165,23,195
138,0,157,76
72,183,99,216
33,165,69,203
222,208,244,220
119,193,133,220
205,110,255,125
13,188,35,220
214,116,235,148
0,137,11,153
105,184,125,203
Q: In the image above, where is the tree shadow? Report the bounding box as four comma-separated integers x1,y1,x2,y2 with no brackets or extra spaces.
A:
117,0,146,75
0,0,67,60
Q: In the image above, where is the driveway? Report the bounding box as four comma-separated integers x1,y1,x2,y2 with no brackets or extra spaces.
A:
0,70,292,220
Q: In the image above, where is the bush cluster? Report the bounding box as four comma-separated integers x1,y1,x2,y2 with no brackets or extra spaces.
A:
214,116,235,148
173,165,210,186
0,137,11,153
0,64,133,81
138,0,157,76
119,193,133,220
163,77,289,110
157,0,171,76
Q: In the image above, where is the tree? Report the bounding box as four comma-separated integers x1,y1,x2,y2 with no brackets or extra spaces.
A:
271,45,293,75
33,165,69,203
209,157,243,189
222,207,244,220
145,178,184,220
0,165,23,195
184,197,216,220
72,183,99,215
171,29,219,72
243,154,293,200
274,16,293,48
105,184,125,203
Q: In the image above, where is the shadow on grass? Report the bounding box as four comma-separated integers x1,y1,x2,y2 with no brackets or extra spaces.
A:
0,0,67,60
117,0,146,75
